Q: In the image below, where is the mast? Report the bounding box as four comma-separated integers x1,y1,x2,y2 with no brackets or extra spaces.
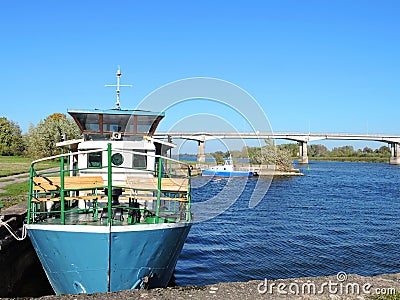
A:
105,67,132,110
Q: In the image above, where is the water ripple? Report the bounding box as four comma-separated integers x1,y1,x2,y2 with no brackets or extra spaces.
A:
175,161,400,286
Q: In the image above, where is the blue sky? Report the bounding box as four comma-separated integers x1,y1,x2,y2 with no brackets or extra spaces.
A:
1,1,399,151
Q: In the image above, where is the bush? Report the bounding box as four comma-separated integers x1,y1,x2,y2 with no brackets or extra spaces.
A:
24,113,81,159
0,117,25,156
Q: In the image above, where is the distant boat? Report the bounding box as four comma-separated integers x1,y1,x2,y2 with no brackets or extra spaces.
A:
25,69,192,295
201,158,256,177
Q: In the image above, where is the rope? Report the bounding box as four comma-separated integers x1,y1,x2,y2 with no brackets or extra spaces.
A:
0,218,27,241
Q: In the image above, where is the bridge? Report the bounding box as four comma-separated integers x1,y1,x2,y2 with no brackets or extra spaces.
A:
154,132,400,165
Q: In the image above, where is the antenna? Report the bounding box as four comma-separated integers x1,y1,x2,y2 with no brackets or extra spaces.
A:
105,67,132,109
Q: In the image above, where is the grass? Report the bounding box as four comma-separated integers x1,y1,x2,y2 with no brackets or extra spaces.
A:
0,156,58,177
0,156,58,208
0,180,29,208
0,178,15,183
369,293,400,300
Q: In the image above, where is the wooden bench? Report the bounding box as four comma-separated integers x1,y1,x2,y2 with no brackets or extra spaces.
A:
33,176,104,192
124,177,189,202
32,176,105,202
31,176,189,202
125,177,188,192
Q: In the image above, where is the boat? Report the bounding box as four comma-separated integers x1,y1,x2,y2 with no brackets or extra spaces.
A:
25,69,192,294
201,157,256,177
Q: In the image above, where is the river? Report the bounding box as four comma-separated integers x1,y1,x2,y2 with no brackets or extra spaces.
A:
175,161,400,286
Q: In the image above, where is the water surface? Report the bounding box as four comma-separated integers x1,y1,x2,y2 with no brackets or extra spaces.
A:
175,161,400,285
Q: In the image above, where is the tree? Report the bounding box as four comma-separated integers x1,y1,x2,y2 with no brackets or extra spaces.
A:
331,146,355,157
308,144,329,157
211,152,225,164
363,147,374,154
248,144,293,171
247,146,262,164
375,146,390,155
24,113,81,158
0,117,25,156
277,143,298,157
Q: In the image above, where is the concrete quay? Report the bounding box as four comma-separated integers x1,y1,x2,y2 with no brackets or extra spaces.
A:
0,201,53,298
3,273,399,299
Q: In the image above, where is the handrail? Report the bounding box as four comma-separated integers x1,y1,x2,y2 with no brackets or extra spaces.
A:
60,150,65,225
31,148,107,166
26,166,34,225
155,157,162,222
27,143,192,225
31,147,191,169
107,143,112,223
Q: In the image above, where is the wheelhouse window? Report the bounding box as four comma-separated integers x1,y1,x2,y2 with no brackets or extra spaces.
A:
69,110,165,139
137,116,158,133
75,114,100,131
103,114,130,132
88,152,102,168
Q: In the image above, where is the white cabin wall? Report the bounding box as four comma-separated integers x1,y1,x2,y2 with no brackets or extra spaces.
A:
76,139,157,182
147,151,155,172
77,153,87,171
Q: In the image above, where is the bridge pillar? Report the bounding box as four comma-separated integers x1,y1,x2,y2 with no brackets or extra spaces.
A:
390,142,400,165
298,141,308,164
197,140,206,163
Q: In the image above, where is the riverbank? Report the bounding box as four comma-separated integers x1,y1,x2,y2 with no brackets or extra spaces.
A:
0,201,53,297
2,272,399,299
300,156,389,163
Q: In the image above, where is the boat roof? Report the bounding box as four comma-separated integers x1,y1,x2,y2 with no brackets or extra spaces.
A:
68,108,165,139
68,108,164,116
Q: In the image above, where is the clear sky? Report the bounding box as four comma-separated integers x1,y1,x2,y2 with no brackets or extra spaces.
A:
1,0,399,151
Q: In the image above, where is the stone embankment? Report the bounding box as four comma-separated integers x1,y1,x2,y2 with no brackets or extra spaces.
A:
257,166,304,176
3,273,399,300
0,201,53,298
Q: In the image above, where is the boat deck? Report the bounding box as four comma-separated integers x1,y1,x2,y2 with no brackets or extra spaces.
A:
30,174,190,226
38,208,184,226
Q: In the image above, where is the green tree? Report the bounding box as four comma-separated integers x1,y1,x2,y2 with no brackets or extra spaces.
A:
24,113,81,158
247,146,262,164
211,152,225,164
248,144,293,171
277,143,298,157
375,145,390,155
0,117,25,156
331,145,355,157
363,146,374,154
308,144,329,157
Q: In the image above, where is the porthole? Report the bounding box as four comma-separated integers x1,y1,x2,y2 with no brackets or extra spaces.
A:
111,153,124,166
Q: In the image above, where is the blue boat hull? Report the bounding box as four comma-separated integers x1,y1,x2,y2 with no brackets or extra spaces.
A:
201,170,254,177
27,223,191,294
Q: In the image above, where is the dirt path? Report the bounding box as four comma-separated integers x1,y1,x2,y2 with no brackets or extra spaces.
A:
0,168,58,194
0,173,30,193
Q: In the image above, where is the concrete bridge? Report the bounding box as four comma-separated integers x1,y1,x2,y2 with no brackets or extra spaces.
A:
154,132,400,165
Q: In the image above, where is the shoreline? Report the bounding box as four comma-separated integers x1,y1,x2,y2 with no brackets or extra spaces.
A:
297,157,390,163
4,272,399,299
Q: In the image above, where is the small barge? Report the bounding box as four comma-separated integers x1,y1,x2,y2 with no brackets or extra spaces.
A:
25,69,192,294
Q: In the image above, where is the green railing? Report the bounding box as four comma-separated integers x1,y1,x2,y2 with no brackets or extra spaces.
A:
27,143,192,225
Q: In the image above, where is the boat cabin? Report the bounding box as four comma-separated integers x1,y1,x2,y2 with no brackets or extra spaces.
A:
62,109,174,182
